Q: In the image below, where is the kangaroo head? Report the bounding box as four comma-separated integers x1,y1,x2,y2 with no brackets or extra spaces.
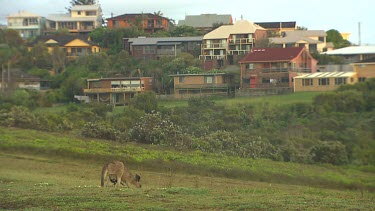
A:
134,174,141,188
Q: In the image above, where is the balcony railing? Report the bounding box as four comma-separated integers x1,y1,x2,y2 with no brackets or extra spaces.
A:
175,84,231,89
84,87,144,93
228,50,250,55
257,68,312,73
199,55,226,60
202,43,226,49
228,38,254,44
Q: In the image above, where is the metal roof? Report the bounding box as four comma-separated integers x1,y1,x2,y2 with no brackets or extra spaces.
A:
127,36,203,46
7,10,42,18
294,72,356,79
177,14,232,28
71,5,101,11
321,46,375,55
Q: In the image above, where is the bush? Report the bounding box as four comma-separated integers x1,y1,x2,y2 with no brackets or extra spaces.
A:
79,121,124,142
130,91,158,113
310,141,349,165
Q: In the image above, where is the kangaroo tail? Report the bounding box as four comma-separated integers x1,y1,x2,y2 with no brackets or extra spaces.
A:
101,163,108,187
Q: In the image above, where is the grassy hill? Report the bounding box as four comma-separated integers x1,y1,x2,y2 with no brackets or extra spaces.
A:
0,127,374,210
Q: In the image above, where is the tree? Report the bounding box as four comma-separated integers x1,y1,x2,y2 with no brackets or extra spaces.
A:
153,11,163,16
326,29,351,49
170,25,202,37
296,26,308,30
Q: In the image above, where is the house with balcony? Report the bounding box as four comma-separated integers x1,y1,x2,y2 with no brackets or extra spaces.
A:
239,47,317,91
254,21,296,36
200,20,267,70
83,77,153,105
294,72,357,92
0,68,50,91
170,73,236,98
107,13,172,33
7,10,45,39
178,14,233,34
29,34,100,59
351,57,375,82
45,5,102,34
270,30,333,53
123,36,203,61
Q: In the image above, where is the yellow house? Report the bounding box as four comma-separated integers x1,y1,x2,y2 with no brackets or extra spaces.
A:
294,72,357,92
29,34,100,58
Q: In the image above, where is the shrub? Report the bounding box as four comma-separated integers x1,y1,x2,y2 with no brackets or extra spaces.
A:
310,141,349,165
80,121,124,141
130,91,158,113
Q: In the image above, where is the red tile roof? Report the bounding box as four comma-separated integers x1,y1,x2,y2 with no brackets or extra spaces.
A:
239,47,305,63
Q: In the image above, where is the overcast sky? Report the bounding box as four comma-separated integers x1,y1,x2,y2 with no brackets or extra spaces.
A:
0,0,374,45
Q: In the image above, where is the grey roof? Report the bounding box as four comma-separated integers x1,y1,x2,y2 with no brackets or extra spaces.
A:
127,36,203,46
177,14,232,28
270,30,326,44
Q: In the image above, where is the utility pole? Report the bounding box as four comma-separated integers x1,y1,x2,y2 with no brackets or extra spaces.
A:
358,22,361,46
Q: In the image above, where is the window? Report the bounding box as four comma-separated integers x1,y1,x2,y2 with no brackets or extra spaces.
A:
281,77,289,83
318,78,330,86
179,76,185,83
86,11,97,16
78,11,81,15
246,63,254,70
144,46,155,54
302,79,313,86
318,36,325,42
205,76,214,84
334,78,346,85
359,77,366,82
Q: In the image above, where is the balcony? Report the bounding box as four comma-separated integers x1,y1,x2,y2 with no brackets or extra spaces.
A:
84,87,144,93
199,55,226,60
175,84,231,89
202,43,226,49
228,38,254,44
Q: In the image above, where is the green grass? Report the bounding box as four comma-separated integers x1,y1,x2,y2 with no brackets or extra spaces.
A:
0,152,374,210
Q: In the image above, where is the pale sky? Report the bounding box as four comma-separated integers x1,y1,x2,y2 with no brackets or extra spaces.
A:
0,0,374,45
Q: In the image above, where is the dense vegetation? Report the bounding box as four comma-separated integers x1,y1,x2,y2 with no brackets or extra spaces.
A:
1,79,374,167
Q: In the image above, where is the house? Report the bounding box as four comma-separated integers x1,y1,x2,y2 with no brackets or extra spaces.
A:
0,68,50,91
178,14,233,34
107,13,172,33
200,20,267,70
321,45,375,64
83,77,153,105
170,73,236,98
45,5,102,34
255,21,296,35
270,30,333,53
29,34,100,58
239,47,317,90
6,10,45,39
351,57,375,82
293,72,357,92
123,36,203,61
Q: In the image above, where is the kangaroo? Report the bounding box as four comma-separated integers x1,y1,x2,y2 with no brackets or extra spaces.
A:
101,161,141,188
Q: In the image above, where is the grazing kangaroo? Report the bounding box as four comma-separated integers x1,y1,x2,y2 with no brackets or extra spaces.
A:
101,161,141,188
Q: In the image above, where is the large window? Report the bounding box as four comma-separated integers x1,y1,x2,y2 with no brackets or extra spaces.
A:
144,46,155,54
335,78,347,85
318,78,330,86
179,76,185,83
302,79,313,86
246,63,254,70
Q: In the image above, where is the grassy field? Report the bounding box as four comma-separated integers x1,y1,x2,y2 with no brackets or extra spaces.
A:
159,92,322,108
0,127,374,210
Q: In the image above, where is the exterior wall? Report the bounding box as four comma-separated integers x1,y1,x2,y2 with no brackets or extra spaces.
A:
294,75,357,92
7,16,44,39
353,63,375,79
107,16,170,32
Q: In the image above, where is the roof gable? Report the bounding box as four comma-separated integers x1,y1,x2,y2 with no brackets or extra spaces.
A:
203,20,265,39
65,39,91,47
239,47,305,63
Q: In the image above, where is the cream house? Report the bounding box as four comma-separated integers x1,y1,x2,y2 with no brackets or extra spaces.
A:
45,5,102,34
200,20,267,70
270,30,333,53
6,10,45,39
